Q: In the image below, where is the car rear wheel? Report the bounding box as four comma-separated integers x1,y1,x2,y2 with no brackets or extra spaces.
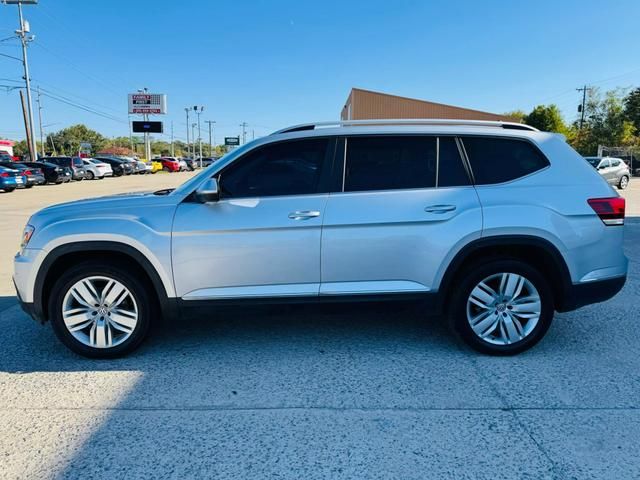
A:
2,187,16,192
49,261,152,358
85,170,95,180
618,175,629,190
449,259,554,355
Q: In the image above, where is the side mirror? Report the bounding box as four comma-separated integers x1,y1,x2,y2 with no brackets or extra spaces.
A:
195,178,219,203
598,165,606,170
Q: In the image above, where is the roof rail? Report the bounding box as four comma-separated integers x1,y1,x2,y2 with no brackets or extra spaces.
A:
271,119,539,135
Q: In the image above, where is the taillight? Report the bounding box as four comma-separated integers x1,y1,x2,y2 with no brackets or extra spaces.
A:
0,172,8,178
24,170,31,175
588,197,625,226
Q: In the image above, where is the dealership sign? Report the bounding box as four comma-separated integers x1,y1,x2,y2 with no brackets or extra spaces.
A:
128,93,167,115
225,136,240,146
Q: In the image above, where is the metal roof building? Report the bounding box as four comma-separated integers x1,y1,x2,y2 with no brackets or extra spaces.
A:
341,88,515,123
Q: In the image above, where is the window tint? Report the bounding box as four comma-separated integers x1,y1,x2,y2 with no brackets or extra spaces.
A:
220,138,328,198
438,137,470,187
462,137,550,185
611,159,621,167
344,136,436,192
599,159,610,168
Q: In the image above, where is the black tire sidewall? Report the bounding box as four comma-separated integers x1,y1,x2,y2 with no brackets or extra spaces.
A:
49,261,151,358
86,171,94,180
449,259,554,355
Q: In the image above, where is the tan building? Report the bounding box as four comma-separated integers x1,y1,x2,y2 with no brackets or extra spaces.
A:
341,88,515,122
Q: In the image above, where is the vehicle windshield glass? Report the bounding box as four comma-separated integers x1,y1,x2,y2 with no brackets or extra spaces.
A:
585,157,600,167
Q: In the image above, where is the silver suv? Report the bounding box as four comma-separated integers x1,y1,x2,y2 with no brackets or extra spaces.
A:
585,156,631,190
14,120,628,358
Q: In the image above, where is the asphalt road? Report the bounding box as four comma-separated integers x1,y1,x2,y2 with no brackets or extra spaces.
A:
0,175,639,479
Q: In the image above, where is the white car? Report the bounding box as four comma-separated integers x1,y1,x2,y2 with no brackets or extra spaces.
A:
83,158,113,180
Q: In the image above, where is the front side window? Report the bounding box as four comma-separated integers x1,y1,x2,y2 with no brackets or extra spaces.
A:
220,138,329,198
344,136,437,192
461,137,550,185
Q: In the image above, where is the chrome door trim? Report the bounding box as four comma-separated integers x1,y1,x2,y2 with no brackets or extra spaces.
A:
319,280,430,296
182,283,321,300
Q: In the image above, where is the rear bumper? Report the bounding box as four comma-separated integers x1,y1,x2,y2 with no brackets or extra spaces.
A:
557,275,626,312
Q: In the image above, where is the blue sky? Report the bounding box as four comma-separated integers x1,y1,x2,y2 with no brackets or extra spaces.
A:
1,0,640,144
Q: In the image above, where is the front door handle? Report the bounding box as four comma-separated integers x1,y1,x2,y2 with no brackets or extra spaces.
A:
288,210,321,220
424,204,457,214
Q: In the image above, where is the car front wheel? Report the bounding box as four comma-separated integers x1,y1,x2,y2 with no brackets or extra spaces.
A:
449,259,554,355
49,261,152,358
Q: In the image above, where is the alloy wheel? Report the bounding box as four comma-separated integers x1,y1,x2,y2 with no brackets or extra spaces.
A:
62,276,138,349
466,272,541,345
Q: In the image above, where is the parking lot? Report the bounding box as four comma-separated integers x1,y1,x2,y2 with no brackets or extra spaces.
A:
0,176,639,479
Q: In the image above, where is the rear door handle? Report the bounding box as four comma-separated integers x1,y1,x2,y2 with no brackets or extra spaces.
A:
424,204,457,214
288,210,321,220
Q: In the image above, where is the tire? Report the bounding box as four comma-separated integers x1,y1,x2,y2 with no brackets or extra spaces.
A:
2,187,16,193
48,260,153,358
618,175,629,190
162,166,169,172
448,258,554,355
85,170,95,180
25,184,34,189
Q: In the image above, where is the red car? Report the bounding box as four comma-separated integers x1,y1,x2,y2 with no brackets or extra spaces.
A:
159,157,180,172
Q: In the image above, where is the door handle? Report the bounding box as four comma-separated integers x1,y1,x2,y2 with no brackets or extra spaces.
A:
288,210,321,220
424,204,457,214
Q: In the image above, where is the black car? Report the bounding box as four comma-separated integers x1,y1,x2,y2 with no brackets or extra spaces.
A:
0,161,46,188
94,157,132,176
22,161,71,184
42,156,86,180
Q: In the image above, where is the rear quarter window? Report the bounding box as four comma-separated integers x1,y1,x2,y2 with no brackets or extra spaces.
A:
461,137,550,185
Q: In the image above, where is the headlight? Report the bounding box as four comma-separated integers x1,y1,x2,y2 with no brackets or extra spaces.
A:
20,224,35,253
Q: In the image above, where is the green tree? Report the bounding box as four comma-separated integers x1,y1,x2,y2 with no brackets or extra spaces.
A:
573,88,636,155
624,87,640,132
524,105,568,133
47,124,107,156
503,110,527,123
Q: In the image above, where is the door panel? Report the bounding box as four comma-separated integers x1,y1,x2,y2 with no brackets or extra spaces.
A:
320,187,482,294
172,195,328,298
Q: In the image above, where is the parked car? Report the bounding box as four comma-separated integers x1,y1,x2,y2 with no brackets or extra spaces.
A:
22,161,71,184
150,160,163,174
0,165,23,192
82,158,113,180
183,158,197,171
14,119,628,358
43,156,86,181
94,157,131,176
584,156,630,189
118,156,147,174
0,161,44,188
199,157,219,168
159,157,180,172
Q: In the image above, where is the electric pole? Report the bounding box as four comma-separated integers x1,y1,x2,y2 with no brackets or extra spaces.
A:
191,122,197,161
577,85,591,131
205,120,216,157
240,122,248,144
6,0,38,160
184,107,190,158
170,120,174,157
36,85,44,156
194,106,204,167
138,87,151,160
128,114,134,151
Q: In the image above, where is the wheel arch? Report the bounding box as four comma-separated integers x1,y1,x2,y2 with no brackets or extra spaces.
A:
437,235,573,312
33,241,176,323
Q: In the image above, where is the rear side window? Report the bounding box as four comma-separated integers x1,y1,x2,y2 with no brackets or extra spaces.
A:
438,137,470,187
461,137,550,185
611,159,621,167
344,136,436,192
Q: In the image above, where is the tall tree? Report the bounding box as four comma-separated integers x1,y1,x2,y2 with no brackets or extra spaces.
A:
47,124,107,156
623,87,640,132
524,105,568,133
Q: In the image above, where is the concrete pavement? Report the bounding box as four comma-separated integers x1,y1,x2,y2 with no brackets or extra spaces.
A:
0,175,639,479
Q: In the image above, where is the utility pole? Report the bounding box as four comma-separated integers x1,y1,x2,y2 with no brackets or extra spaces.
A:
36,85,44,156
137,87,151,160
7,0,38,160
240,121,248,145
170,120,174,157
205,120,216,157
191,123,197,160
577,85,592,131
128,114,134,151
192,106,204,167
184,107,190,158
19,90,33,159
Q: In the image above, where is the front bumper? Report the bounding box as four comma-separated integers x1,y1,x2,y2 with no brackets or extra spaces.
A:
557,275,627,312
